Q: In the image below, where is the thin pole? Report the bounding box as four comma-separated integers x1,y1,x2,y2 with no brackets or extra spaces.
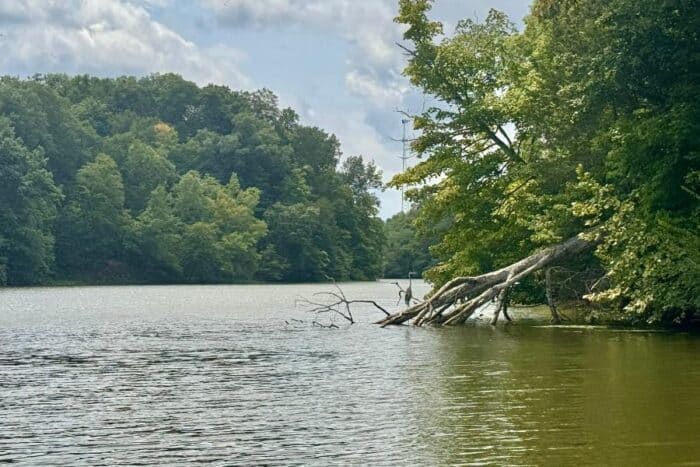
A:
392,114,415,214
399,118,412,213
401,118,407,212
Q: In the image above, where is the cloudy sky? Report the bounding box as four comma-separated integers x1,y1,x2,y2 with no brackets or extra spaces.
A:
0,0,530,217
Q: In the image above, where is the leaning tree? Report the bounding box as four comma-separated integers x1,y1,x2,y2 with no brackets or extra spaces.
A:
379,0,700,327
377,232,597,326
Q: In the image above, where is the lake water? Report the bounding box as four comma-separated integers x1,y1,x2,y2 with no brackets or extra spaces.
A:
1,282,699,466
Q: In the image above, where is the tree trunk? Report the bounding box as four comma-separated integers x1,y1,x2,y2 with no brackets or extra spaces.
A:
377,233,596,327
545,267,562,324
490,286,511,325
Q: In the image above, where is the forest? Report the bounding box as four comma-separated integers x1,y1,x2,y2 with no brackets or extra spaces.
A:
0,74,392,285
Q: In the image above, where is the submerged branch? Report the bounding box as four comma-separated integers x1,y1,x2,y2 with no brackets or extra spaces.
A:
297,277,392,325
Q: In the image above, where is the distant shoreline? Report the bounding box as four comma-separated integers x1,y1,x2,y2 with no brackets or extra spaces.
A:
0,278,419,289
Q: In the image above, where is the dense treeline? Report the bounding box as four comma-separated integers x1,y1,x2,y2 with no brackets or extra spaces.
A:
395,0,699,325
0,74,385,285
382,209,438,278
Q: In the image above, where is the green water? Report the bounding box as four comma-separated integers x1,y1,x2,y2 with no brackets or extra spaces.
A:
421,325,700,466
1,282,698,465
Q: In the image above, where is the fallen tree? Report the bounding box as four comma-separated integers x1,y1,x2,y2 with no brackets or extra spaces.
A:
377,232,598,327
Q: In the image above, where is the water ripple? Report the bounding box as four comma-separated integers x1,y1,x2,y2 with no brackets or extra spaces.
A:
1,283,699,465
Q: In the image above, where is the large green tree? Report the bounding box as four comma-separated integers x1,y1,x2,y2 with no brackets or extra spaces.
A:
172,171,267,282
56,154,132,278
121,140,177,213
0,118,62,285
393,0,699,324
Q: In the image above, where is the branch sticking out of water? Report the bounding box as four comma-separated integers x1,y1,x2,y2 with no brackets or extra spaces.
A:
296,276,391,325
378,232,598,327
312,321,339,329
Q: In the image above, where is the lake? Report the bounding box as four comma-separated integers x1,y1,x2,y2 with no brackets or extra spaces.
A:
1,282,699,465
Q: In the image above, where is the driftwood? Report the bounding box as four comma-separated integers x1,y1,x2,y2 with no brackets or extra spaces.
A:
297,276,390,325
377,233,598,327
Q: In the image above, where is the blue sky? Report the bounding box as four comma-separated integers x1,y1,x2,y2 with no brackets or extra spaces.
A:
0,0,531,217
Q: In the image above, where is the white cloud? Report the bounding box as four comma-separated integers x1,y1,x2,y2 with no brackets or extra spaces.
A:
345,69,406,109
142,0,171,7
0,0,250,88
202,0,400,64
201,0,414,218
201,0,407,106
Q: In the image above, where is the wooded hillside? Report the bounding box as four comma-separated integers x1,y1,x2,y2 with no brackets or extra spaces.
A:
0,74,385,285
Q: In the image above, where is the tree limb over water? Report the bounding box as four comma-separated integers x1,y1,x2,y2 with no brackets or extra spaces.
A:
299,233,599,328
378,232,598,327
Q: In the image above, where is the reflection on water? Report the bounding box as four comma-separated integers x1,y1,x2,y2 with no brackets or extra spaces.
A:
418,326,700,466
1,283,699,465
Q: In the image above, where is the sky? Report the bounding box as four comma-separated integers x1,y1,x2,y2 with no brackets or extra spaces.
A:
0,0,531,218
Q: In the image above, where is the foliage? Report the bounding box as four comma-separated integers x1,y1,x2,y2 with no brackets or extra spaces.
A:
0,118,62,285
56,154,131,276
394,0,699,324
383,209,438,278
0,74,385,284
571,169,700,323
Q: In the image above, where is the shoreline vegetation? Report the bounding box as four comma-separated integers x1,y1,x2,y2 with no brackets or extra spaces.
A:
6,278,698,331
0,74,388,287
1,0,698,328
375,0,698,328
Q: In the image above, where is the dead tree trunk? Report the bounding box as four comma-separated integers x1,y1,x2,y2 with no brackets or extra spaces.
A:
491,287,511,325
545,267,562,324
376,233,597,327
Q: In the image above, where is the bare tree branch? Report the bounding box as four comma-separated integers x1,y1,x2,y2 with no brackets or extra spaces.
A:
297,277,393,325
395,41,417,57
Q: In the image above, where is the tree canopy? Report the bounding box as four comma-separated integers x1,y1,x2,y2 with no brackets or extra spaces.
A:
393,0,699,324
0,74,386,285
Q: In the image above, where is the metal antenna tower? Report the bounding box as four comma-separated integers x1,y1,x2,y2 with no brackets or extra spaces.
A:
397,117,415,213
